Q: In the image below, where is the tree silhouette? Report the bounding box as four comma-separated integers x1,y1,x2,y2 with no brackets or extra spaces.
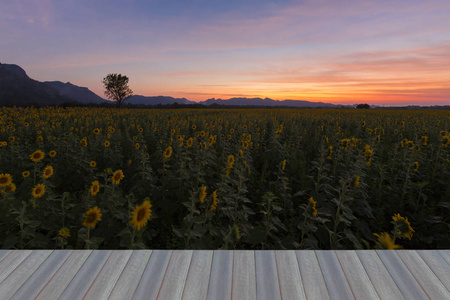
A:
356,103,370,109
102,73,133,107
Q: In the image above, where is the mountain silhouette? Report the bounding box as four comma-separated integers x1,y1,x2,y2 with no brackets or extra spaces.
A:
0,63,71,105
127,95,195,105
44,81,106,104
200,97,336,107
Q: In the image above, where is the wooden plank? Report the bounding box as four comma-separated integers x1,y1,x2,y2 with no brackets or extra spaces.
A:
207,250,233,300
108,250,153,300
396,251,450,299
34,250,92,300
255,250,281,300
132,250,172,300
59,250,112,299
295,250,330,300
335,251,379,300
438,250,450,265
182,250,213,300
315,250,355,300
0,250,12,263
83,250,133,299
417,250,450,291
376,250,429,299
356,250,405,300
11,250,72,300
157,250,193,299
275,250,306,300
0,250,52,299
0,250,32,284
232,250,256,300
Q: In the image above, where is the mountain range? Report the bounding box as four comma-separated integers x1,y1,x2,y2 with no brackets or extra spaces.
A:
0,63,338,107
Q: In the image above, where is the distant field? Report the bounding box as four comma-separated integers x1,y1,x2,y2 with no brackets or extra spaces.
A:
0,107,449,250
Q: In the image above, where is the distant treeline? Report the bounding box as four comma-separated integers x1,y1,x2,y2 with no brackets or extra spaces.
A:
1,101,448,110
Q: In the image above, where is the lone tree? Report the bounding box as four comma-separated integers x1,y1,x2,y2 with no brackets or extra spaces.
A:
356,103,370,109
102,73,133,107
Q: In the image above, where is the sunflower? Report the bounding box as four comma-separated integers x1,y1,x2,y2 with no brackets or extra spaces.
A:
138,127,143,133
413,161,419,172
22,171,30,178
5,183,16,193
129,199,152,230
90,181,100,196
93,128,101,135
308,197,318,217
210,190,218,211
373,232,401,250
227,154,235,166
135,143,140,149
327,145,333,159
43,166,54,179
80,138,87,147
199,186,207,203
8,136,15,142
82,206,102,228
90,161,96,167
49,150,57,157
281,159,286,171
0,173,13,187
30,150,45,162
104,140,110,147
59,228,70,238
112,169,124,185
354,176,360,188
392,213,415,240
186,138,194,148
32,184,46,198
163,146,173,159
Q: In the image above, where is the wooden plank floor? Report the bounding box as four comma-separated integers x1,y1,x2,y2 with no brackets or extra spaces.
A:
0,250,449,299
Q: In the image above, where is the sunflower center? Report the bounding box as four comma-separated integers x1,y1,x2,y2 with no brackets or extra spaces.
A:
137,208,146,221
86,213,97,223
0,178,7,184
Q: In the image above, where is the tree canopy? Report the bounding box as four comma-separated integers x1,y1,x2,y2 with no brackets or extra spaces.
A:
102,73,133,107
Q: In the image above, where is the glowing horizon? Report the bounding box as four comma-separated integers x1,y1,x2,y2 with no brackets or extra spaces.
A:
2,0,449,106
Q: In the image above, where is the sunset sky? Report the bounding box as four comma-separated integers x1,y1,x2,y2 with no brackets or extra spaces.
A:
2,0,450,106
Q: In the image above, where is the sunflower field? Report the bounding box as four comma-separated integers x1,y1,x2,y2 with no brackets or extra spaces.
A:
0,106,449,250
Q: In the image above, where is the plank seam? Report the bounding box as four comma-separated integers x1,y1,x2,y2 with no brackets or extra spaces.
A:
273,251,284,300
0,250,12,264
294,251,308,300
373,250,404,298
354,251,384,300
437,250,450,265
155,250,174,300
397,251,448,299
0,250,33,286
335,251,378,300
314,250,332,299
417,251,450,293
180,250,196,299
76,250,113,299
33,250,76,299
376,250,428,300
130,250,157,300
231,250,235,299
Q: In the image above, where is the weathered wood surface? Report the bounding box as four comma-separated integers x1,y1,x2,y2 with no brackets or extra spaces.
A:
0,250,448,299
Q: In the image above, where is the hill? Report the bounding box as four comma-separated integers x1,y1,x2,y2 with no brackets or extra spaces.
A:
44,81,107,104
0,63,71,106
200,97,337,107
127,95,195,105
